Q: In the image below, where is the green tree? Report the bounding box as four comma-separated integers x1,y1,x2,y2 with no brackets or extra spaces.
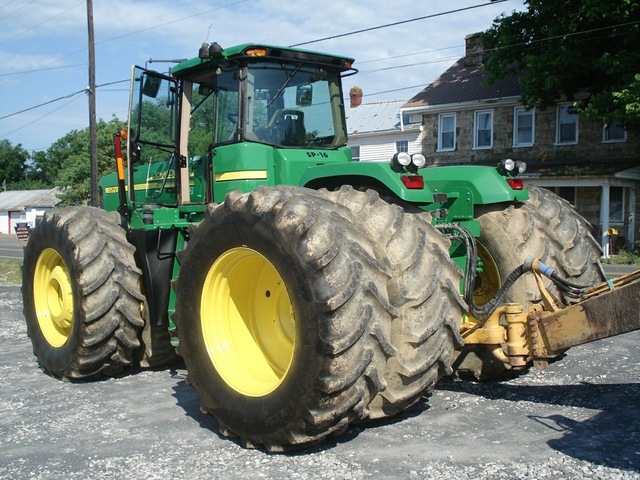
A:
482,0,640,128
24,150,55,188
0,139,29,189
45,117,125,205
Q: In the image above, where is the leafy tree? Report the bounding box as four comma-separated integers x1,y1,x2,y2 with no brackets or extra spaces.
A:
45,117,125,205
0,139,29,189
23,150,54,188
482,0,640,128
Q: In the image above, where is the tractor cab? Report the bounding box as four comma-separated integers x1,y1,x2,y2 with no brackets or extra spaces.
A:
109,43,356,213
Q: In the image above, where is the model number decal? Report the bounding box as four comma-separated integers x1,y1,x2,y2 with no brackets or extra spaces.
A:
306,152,329,158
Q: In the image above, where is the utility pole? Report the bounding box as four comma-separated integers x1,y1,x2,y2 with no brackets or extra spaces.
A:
86,0,98,207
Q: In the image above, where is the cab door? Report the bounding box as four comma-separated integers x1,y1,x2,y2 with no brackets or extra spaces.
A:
127,66,180,207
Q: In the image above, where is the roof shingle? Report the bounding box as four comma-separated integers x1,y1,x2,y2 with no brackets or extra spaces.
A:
346,100,406,135
0,189,60,211
402,59,523,109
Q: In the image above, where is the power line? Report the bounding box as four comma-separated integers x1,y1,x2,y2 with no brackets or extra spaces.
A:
96,79,128,88
485,19,640,54
358,55,462,75
0,94,83,138
94,0,251,47
0,0,252,88
6,4,639,144
0,88,87,120
0,0,83,46
0,63,86,77
0,0,37,22
358,84,430,100
6,16,639,120
0,0,22,10
289,1,508,47
356,45,463,65
0,78,127,121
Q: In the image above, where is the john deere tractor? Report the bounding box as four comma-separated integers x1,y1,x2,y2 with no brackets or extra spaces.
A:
22,42,640,451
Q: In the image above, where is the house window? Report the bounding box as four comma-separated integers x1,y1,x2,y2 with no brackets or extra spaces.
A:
556,105,578,144
603,120,626,142
438,113,456,151
545,186,576,206
474,110,493,149
514,106,534,146
558,186,576,205
609,187,624,224
396,140,409,153
350,145,360,161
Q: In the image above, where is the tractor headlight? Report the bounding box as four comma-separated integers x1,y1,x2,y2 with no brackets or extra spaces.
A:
411,153,426,168
392,152,428,173
397,152,411,166
391,152,411,171
497,158,527,176
502,159,515,172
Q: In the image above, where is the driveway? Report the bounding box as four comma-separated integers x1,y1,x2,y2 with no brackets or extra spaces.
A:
0,234,23,260
1,285,638,479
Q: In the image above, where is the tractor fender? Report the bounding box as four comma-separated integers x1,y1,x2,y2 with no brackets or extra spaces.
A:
300,162,528,211
299,161,436,203
422,165,529,206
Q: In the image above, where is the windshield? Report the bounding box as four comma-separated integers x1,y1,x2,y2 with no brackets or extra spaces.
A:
242,62,347,148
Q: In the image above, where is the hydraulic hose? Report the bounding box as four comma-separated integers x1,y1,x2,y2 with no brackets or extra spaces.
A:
435,224,592,321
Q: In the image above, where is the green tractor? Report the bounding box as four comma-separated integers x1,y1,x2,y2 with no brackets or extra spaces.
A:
22,42,607,451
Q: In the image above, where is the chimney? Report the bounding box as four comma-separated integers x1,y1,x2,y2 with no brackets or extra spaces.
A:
349,86,363,108
464,32,485,66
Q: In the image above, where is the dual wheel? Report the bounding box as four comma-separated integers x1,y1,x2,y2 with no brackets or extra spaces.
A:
22,207,144,380
172,185,465,450
455,186,606,379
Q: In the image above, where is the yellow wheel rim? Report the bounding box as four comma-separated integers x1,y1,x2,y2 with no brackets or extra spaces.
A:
33,248,74,348
201,247,296,397
474,241,502,306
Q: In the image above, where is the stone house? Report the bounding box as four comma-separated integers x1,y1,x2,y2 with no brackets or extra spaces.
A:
400,33,640,255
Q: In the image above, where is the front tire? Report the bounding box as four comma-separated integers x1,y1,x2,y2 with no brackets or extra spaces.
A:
173,185,464,451
22,207,145,380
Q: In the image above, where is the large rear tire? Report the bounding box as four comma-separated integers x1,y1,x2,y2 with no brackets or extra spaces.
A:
22,207,145,380
453,186,606,380
173,185,464,451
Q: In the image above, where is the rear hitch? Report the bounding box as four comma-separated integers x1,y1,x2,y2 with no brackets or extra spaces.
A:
462,260,640,371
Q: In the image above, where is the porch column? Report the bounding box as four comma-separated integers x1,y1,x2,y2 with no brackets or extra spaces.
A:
628,187,636,249
600,185,610,256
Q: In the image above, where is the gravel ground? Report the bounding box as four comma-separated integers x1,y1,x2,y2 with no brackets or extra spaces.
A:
0,284,639,479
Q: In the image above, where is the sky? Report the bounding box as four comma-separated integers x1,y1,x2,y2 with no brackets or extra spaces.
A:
0,0,526,152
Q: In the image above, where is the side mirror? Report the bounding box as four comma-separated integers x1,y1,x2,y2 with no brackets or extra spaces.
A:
142,73,162,98
296,84,312,106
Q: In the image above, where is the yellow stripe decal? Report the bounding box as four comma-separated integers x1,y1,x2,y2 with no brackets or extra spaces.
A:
103,179,195,194
215,171,268,182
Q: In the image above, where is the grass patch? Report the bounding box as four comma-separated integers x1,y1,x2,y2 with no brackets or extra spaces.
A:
602,250,640,265
0,258,22,285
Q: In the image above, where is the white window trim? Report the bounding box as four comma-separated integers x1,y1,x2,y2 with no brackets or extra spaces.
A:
395,139,409,153
437,113,456,152
555,104,579,145
602,121,627,143
513,106,535,147
473,109,493,150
